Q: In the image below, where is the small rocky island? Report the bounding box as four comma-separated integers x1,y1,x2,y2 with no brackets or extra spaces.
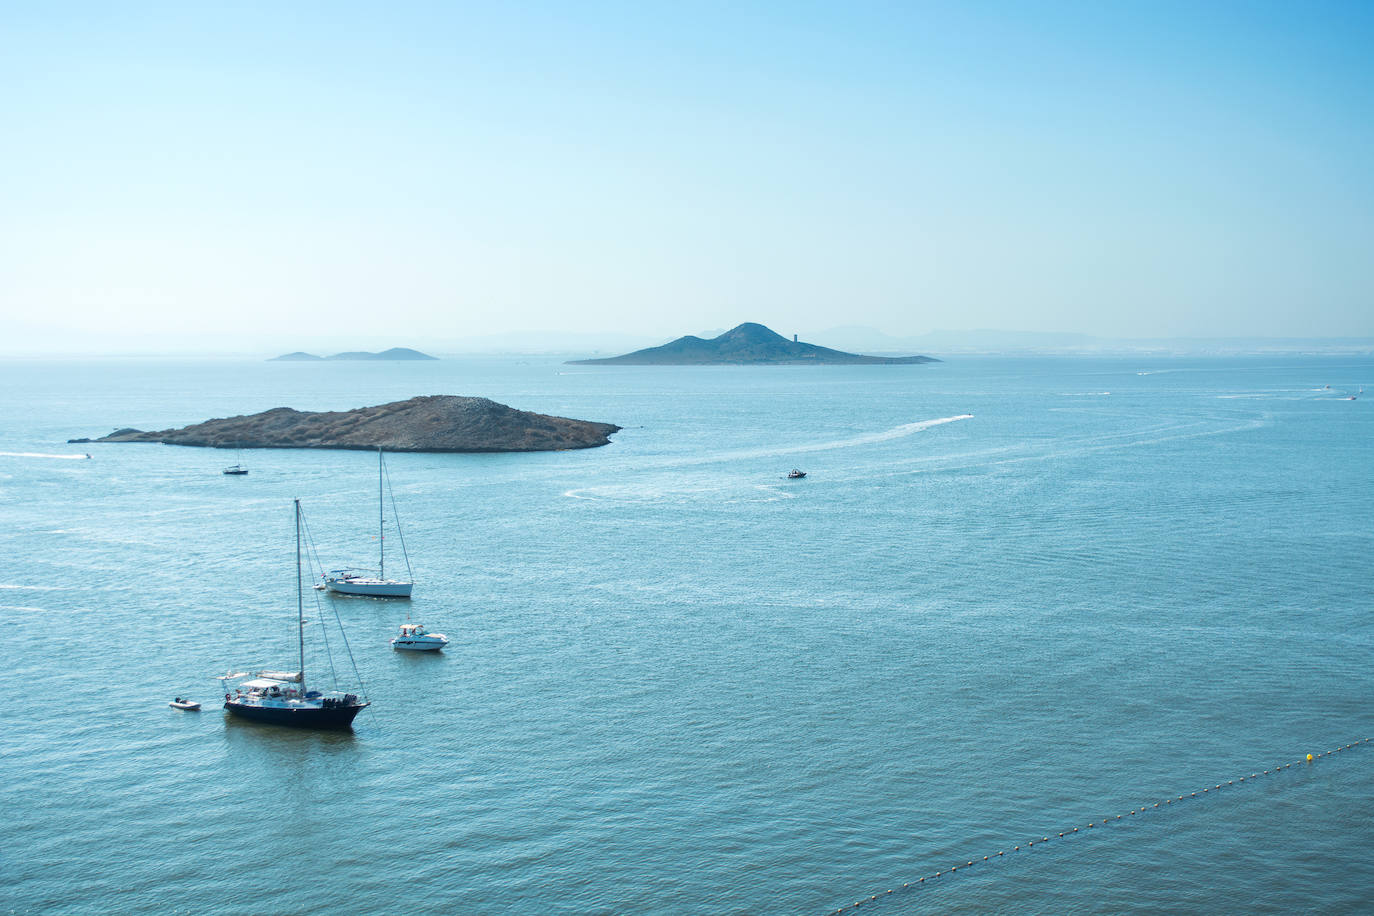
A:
568,322,938,365
71,396,619,452
270,347,438,361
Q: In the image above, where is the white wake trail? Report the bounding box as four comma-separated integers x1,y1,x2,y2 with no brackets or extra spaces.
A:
656,414,973,468
0,452,92,460
563,414,973,500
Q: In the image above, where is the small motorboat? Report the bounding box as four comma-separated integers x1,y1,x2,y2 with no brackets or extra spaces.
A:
391,622,449,651
169,697,201,711
787,469,807,479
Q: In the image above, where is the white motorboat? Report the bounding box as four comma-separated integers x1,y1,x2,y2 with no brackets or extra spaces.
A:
324,448,414,598
390,622,449,651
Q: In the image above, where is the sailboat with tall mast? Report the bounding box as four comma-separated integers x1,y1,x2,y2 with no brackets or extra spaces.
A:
222,446,248,475
324,448,414,598
220,499,370,729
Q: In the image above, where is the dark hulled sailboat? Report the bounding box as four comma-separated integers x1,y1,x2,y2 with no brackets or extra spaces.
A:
222,499,370,729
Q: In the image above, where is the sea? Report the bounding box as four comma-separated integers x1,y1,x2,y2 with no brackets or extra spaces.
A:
0,354,1370,915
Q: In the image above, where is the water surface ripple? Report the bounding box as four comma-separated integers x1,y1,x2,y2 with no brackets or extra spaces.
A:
0,356,1369,914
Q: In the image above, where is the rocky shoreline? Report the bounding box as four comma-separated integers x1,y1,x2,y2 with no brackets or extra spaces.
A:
70,395,620,453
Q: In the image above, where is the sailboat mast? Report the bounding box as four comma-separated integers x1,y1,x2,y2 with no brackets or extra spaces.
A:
378,447,384,580
296,498,305,686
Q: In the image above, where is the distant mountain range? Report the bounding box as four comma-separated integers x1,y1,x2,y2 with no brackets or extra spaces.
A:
270,348,437,361
566,323,937,365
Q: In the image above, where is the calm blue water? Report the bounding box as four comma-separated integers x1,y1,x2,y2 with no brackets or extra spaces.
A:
1,356,1370,914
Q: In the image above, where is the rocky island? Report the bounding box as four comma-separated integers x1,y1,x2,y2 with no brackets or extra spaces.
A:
567,322,938,365
71,396,619,452
270,347,438,361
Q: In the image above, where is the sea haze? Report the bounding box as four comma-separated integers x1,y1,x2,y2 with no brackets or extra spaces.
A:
0,355,1370,914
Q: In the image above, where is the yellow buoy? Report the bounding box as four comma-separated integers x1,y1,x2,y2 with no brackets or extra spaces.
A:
1307,753,1314,762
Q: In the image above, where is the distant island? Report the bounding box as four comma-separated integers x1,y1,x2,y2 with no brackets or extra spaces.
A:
70,395,619,452
566,322,938,365
270,348,438,361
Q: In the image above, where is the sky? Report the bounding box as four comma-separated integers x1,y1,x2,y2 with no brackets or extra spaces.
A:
2,1,1372,354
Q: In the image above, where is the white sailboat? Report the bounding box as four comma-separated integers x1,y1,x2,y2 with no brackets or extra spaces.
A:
324,448,414,598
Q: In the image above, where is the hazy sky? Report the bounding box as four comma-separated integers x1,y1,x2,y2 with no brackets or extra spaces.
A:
2,1,1371,353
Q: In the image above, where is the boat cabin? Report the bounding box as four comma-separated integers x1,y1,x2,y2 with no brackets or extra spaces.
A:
241,678,301,699
221,670,307,703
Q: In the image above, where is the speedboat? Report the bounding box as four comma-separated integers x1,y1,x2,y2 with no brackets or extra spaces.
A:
391,622,448,651
787,469,807,479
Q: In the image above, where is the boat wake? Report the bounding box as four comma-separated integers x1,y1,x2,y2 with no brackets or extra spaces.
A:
0,451,92,460
564,415,973,501
668,414,974,468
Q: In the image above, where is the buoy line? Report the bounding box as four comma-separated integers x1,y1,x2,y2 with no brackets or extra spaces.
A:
829,737,1371,914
